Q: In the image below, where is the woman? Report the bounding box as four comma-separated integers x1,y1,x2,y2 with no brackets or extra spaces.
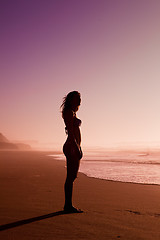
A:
61,91,83,213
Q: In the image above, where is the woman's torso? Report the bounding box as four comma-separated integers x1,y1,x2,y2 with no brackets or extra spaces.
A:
64,110,81,146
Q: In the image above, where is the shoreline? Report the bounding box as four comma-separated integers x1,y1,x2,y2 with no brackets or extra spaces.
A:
1,150,160,186
79,172,160,187
47,152,160,187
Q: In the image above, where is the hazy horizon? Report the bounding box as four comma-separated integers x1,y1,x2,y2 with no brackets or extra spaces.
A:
1,0,160,151
1,131,160,151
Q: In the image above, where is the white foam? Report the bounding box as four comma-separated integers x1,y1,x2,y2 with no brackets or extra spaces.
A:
48,151,160,185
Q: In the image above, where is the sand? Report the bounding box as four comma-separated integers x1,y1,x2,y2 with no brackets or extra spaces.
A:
0,151,160,240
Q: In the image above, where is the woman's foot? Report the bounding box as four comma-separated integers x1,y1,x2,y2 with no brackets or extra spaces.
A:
63,205,83,213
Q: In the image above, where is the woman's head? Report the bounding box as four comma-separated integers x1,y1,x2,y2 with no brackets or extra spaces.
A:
61,91,81,117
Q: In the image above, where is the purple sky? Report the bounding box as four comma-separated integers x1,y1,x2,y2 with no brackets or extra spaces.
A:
1,0,160,149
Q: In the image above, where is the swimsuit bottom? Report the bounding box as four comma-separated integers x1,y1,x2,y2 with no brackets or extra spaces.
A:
63,140,83,160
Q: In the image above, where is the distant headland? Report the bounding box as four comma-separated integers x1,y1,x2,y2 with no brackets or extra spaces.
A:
0,133,31,150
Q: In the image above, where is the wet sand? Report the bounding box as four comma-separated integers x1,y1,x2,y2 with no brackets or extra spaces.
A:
0,151,160,240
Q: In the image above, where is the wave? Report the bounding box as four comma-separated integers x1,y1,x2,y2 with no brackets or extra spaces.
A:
82,159,160,165
48,153,160,165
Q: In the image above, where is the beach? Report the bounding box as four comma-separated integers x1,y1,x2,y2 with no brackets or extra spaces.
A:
0,151,160,240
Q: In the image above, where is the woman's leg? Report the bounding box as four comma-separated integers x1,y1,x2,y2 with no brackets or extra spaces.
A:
64,175,74,208
64,155,79,210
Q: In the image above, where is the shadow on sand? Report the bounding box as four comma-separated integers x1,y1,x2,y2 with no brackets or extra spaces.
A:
0,210,78,231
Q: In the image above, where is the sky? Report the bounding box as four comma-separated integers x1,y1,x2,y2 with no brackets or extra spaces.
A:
1,0,160,150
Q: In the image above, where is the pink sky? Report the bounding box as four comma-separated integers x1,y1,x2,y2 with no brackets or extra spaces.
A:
1,0,160,150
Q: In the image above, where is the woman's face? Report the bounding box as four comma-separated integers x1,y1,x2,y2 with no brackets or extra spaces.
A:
71,94,81,112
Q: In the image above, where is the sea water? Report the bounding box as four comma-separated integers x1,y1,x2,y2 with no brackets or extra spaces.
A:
49,150,160,185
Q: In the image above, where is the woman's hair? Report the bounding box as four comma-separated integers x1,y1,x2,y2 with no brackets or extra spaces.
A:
61,91,81,118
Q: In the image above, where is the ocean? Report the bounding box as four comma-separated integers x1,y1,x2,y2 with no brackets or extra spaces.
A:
49,150,160,185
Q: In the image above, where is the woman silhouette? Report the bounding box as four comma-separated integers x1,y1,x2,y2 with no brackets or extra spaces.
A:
61,91,83,213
